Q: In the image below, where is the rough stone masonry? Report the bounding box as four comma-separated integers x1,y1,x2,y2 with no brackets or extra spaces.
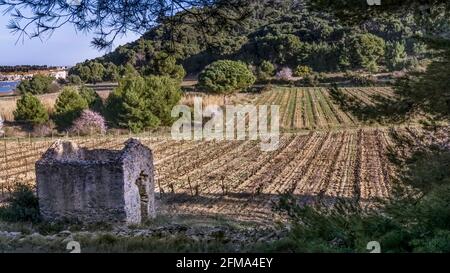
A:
35,138,155,224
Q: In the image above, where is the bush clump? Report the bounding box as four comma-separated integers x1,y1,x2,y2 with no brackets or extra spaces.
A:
294,65,313,77
198,60,256,95
16,75,56,95
299,73,321,87
257,60,276,80
344,72,378,86
13,93,49,125
0,185,40,223
68,75,83,85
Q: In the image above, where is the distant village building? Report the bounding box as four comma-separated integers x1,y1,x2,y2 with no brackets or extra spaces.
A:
36,138,155,224
0,74,30,81
49,70,67,80
0,67,67,81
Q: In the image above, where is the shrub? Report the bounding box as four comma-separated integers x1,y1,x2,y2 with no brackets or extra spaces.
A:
197,60,256,95
32,121,55,137
53,87,89,129
385,41,407,71
368,62,380,73
13,93,49,125
68,75,83,85
70,110,107,135
345,72,378,86
79,86,104,113
16,75,55,95
105,75,181,133
276,67,293,81
0,184,40,223
257,60,275,80
405,57,420,70
294,65,313,77
303,73,320,86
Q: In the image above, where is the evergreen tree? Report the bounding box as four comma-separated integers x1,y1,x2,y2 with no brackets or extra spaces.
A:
89,62,105,83
105,75,181,133
53,87,89,129
386,41,408,71
198,60,256,94
13,93,49,125
78,65,92,83
104,62,120,82
344,33,386,71
143,52,186,82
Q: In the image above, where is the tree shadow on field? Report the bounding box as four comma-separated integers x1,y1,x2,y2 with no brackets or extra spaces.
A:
157,190,375,224
328,86,414,124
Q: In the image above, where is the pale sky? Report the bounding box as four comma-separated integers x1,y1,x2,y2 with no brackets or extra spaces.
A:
0,13,140,67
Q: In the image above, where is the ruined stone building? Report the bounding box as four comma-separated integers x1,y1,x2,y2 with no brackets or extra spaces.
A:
36,138,155,224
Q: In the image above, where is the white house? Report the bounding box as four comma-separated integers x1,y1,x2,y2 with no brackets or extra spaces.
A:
50,70,68,80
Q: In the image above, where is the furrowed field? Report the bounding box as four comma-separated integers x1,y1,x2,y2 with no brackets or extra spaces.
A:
256,87,395,130
0,87,410,224
1,129,402,224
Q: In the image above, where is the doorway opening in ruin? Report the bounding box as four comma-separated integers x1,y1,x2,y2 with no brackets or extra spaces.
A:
135,171,149,220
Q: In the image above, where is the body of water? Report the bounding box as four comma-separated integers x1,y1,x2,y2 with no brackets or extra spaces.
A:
0,81,20,93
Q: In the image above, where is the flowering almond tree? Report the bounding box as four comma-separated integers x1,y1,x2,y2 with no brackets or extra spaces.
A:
70,110,107,135
276,67,293,81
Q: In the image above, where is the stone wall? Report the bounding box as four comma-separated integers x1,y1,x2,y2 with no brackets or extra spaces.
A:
36,139,155,224
120,138,156,223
